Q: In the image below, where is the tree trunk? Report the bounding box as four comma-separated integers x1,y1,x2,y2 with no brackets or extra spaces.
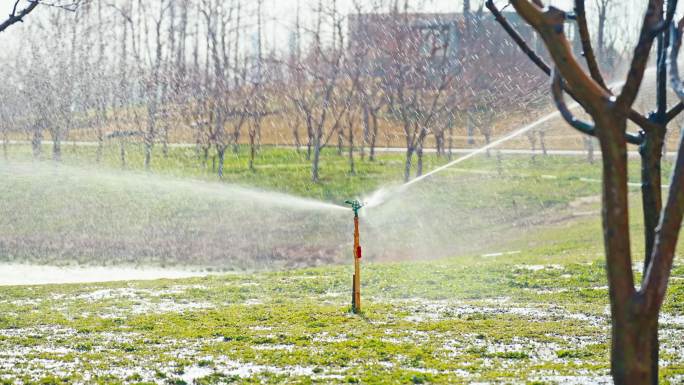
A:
120,140,127,168
361,105,369,161
639,120,665,385
306,121,313,161
293,120,301,152
144,98,156,171
232,125,241,154
597,6,607,66
52,135,61,162
416,144,424,177
496,150,502,175
96,128,104,163
337,123,343,156
144,135,152,171
540,130,547,156
32,126,42,159
467,111,475,145
640,133,664,272
528,131,537,162
217,146,225,178
585,136,595,164
435,133,443,157
348,120,355,175
611,311,658,385
404,147,414,182
593,112,655,385
448,119,454,161
162,122,169,158
369,111,378,161
311,135,321,182
249,130,256,171
2,129,7,160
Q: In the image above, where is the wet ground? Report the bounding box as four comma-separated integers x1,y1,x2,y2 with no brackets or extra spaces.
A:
2,239,683,384
0,264,211,286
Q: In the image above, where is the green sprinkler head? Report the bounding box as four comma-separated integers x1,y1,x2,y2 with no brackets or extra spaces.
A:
344,199,364,217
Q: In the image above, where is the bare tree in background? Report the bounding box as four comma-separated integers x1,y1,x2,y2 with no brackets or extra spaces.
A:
289,0,348,182
593,0,614,67
201,0,235,178
350,0,386,162
382,3,454,181
487,0,684,383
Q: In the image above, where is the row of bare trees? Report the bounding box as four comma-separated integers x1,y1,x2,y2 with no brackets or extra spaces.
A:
0,0,556,182
7,1,646,182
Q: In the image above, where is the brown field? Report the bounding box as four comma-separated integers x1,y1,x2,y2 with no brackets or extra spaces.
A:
10,84,684,152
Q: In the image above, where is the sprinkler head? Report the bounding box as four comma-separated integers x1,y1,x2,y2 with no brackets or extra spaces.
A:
344,199,364,217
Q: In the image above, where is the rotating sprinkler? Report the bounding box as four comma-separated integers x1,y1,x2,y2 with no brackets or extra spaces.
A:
344,199,364,314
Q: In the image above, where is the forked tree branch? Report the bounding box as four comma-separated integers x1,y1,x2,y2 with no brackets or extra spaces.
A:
642,134,684,312
510,1,609,108
641,16,684,313
489,0,657,137
552,69,643,145
551,68,596,135
0,0,39,33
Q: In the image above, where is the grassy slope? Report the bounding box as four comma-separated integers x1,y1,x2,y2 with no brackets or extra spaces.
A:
2,145,684,383
1,195,683,384
1,142,662,203
4,143,417,203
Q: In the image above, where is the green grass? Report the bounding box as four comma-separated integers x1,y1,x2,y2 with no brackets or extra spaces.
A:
0,145,639,268
2,143,684,383
6,141,671,203
1,214,683,383
4,143,415,203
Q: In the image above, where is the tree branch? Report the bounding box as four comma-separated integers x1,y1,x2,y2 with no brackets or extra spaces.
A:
551,68,596,135
485,0,550,75
616,0,664,111
666,102,684,122
490,0,649,140
510,1,608,109
574,0,608,90
642,116,684,313
640,15,684,313
553,68,643,145
669,19,684,102
0,0,39,33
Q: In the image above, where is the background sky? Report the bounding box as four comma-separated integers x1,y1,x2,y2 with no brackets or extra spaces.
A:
0,0,653,62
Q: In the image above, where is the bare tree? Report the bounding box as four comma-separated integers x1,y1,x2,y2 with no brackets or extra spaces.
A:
381,3,454,181
289,0,348,182
487,0,684,383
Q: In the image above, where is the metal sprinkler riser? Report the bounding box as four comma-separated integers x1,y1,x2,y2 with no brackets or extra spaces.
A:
344,199,364,314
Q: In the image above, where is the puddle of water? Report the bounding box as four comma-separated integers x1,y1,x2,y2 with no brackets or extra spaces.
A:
0,263,211,286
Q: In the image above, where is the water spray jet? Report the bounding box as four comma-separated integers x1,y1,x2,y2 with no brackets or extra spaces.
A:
361,72,652,209
344,199,364,314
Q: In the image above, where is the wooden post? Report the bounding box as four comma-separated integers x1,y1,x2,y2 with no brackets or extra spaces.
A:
352,215,361,313
345,199,364,314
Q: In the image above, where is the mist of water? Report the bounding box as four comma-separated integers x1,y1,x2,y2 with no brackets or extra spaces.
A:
1,68,663,276
0,161,349,270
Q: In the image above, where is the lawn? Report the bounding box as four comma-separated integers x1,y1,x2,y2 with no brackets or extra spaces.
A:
2,144,684,384
1,211,684,384
0,145,643,268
